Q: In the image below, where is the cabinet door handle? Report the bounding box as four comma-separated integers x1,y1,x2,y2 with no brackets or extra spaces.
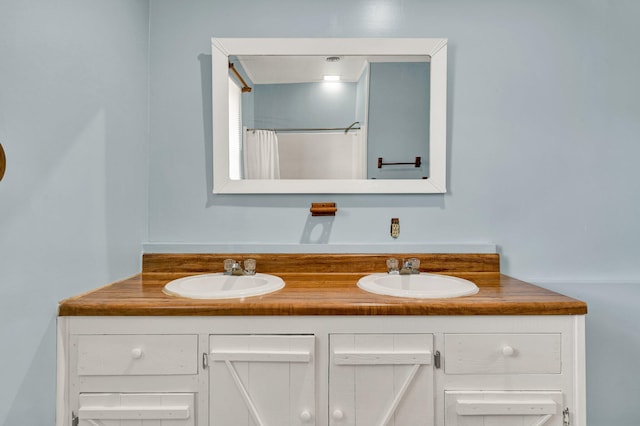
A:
300,410,312,422
131,348,143,359
203,352,209,369
332,409,344,420
502,346,515,357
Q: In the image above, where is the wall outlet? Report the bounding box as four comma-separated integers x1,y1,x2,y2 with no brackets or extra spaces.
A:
390,218,400,239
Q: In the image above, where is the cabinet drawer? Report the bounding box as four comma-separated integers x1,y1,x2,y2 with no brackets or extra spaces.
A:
78,393,194,426
445,391,563,426
444,333,561,374
77,334,198,376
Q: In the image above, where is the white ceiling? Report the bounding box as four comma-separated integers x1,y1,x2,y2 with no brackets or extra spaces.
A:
235,55,429,84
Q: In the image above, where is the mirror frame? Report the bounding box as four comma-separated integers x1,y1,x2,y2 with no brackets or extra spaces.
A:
212,37,448,194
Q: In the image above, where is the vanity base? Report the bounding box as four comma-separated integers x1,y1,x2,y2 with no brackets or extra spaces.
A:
57,315,586,426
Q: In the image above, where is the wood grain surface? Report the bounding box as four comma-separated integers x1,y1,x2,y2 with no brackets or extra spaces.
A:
142,253,501,274
59,253,587,317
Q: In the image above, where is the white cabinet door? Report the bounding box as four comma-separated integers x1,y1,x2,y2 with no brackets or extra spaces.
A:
209,335,315,426
78,393,195,426
444,391,564,426
329,334,434,426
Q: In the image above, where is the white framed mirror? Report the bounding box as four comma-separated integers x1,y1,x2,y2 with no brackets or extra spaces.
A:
212,38,447,194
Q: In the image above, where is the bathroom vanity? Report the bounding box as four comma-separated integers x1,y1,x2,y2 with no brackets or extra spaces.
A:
57,253,587,426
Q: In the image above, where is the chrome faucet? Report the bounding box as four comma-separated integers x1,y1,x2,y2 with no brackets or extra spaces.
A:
398,258,421,275
223,259,257,276
223,259,244,275
399,259,413,275
386,258,421,275
231,261,245,276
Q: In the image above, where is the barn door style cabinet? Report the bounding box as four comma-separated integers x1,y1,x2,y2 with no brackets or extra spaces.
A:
209,335,316,425
58,315,584,426
329,333,435,425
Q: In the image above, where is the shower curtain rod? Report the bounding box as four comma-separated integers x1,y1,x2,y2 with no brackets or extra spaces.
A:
247,122,361,134
229,63,252,93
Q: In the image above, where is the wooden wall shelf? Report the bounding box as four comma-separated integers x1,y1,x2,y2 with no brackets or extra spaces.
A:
310,202,337,216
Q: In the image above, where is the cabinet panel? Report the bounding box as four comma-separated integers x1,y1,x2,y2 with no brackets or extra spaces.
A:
59,315,585,426
77,334,198,376
78,393,194,426
329,333,434,426
209,335,315,426
444,391,563,426
444,334,561,375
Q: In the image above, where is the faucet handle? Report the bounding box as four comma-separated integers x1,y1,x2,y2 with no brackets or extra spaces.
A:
386,258,399,274
408,257,421,274
244,258,256,275
223,258,235,274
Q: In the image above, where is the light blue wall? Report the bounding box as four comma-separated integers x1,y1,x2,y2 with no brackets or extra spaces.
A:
253,82,357,129
0,0,149,424
367,62,430,179
148,0,640,277
1,1,638,424
148,1,640,424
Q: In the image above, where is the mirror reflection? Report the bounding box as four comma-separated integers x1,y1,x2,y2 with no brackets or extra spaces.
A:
228,55,430,180
211,38,447,194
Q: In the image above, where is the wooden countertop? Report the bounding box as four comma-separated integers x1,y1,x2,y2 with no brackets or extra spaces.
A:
58,253,587,316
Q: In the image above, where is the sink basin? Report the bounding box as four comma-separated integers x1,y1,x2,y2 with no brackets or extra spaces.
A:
163,273,284,299
357,273,479,299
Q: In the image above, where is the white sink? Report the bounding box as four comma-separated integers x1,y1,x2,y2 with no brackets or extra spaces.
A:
357,273,479,299
163,273,284,299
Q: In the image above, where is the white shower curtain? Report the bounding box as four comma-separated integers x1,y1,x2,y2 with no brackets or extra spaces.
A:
243,130,281,179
